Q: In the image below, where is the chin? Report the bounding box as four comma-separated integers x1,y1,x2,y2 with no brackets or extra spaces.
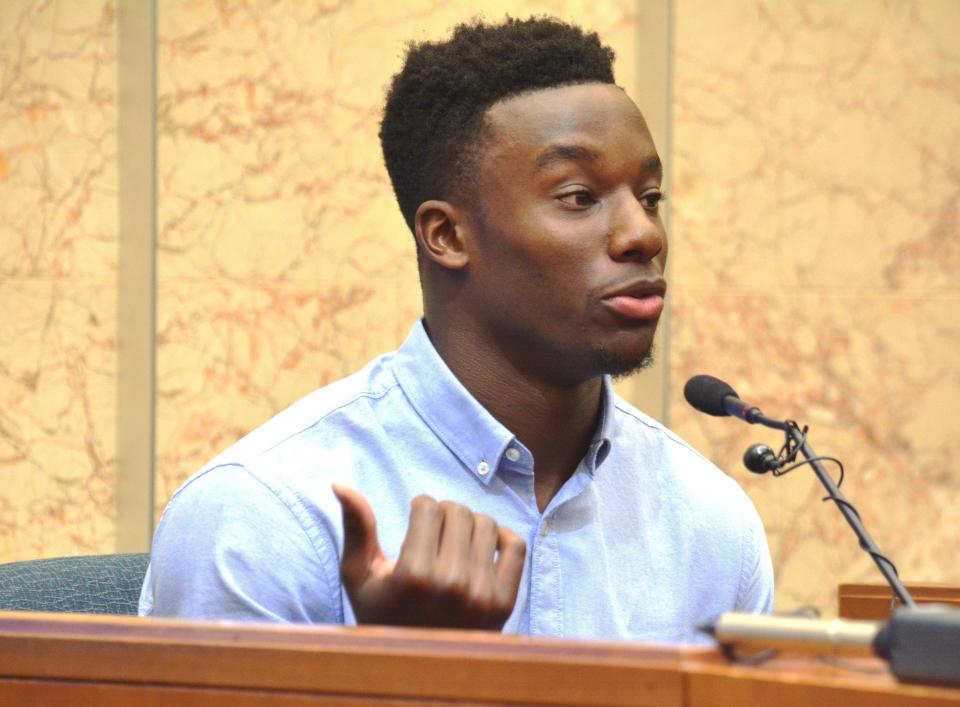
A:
596,343,655,381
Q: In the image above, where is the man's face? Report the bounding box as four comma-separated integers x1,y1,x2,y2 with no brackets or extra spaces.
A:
459,82,667,386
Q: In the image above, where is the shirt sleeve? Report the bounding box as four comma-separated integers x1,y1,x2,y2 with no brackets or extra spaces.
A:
735,493,775,614
139,463,342,623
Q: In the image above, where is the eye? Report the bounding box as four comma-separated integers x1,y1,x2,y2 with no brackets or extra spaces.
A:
639,190,666,214
557,189,597,209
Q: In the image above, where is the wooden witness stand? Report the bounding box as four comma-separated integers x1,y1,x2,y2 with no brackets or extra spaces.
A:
839,583,960,620
1,611,959,706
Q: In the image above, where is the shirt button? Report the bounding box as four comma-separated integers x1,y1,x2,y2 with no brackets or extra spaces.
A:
505,447,521,462
477,461,490,476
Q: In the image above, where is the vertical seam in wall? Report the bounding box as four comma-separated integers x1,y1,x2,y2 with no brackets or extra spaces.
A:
116,0,156,553
620,0,671,423
148,0,157,540
661,0,674,427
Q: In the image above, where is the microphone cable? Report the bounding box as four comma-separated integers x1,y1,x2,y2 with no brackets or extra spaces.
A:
750,420,904,593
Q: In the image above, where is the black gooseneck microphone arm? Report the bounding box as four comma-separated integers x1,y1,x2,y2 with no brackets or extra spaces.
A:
779,418,915,609
684,375,916,609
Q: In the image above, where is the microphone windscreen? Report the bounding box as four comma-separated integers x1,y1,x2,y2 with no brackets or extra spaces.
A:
684,374,739,417
743,443,776,473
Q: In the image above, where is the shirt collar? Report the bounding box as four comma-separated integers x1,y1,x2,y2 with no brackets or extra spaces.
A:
392,321,518,484
587,376,615,473
392,320,615,481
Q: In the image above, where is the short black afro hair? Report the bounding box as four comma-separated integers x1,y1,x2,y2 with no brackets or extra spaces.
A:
379,16,616,235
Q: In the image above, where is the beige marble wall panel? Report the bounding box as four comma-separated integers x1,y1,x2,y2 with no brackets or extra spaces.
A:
0,1,117,561
672,0,960,613
155,0,640,512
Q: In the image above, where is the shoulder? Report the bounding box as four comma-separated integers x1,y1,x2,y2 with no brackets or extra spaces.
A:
607,393,774,612
202,350,406,471
157,463,337,565
611,393,736,486
607,392,763,533
143,463,343,621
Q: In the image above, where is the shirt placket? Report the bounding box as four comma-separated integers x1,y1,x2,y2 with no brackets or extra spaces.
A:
528,512,562,636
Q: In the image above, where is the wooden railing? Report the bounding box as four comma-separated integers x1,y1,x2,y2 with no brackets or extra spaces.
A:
839,583,960,620
0,610,958,705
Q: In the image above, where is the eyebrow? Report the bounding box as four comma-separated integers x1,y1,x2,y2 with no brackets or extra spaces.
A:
534,144,600,171
534,144,663,176
643,156,664,175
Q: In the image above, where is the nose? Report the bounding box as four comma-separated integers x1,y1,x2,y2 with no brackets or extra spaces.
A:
608,192,665,262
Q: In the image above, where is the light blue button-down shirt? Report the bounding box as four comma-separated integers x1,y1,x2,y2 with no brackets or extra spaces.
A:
140,321,773,643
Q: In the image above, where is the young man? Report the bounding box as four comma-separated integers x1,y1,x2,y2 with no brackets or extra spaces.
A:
140,17,773,643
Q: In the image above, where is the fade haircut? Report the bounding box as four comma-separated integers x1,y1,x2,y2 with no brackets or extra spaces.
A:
379,17,616,235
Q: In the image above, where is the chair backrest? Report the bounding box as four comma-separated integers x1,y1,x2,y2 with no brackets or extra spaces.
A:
0,553,150,615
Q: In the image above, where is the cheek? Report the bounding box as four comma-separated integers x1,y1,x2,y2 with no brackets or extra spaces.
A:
514,238,597,293
471,205,605,300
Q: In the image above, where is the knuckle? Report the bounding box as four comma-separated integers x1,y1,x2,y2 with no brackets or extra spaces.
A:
411,494,438,513
469,598,497,618
478,594,513,624
439,500,472,523
500,525,519,541
410,495,442,524
434,568,470,596
466,582,493,608
393,561,431,589
503,534,526,556
474,514,497,535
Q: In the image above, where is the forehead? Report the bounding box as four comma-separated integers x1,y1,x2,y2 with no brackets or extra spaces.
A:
480,83,656,167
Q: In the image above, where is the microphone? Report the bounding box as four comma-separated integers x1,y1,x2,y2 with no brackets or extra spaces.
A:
704,612,880,657
683,374,764,423
743,443,782,474
707,609,960,687
685,373,918,611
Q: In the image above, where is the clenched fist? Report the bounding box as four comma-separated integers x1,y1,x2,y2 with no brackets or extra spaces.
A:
332,484,526,630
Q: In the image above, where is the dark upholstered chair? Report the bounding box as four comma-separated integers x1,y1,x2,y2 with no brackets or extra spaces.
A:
0,553,150,615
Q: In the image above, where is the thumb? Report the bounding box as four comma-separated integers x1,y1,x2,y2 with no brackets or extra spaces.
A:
332,483,384,580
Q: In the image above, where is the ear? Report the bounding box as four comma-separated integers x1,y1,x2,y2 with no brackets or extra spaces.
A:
414,200,470,270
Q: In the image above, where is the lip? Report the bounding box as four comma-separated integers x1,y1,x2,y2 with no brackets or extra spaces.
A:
600,279,667,320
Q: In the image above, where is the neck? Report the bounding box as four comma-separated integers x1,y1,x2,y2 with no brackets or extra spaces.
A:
424,315,603,512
